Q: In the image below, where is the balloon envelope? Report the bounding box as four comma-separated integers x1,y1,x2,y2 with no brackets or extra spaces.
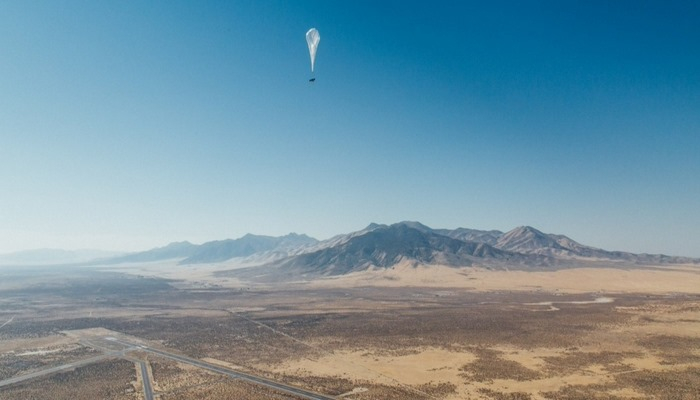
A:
306,28,320,73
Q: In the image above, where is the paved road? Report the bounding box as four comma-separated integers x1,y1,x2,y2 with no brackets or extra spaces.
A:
1,352,155,400
1,334,334,400
138,361,155,400
111,338,335,400
0,354,111,388
0,316,14,330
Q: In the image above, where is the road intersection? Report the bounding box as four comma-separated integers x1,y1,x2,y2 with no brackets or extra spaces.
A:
1,329,335,400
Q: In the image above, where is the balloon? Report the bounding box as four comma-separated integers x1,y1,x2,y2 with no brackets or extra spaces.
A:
306,28,320,73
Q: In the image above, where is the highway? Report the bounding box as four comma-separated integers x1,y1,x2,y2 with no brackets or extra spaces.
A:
1,354,154,400
0,316,14,330
1,333,334,400
138,361,154,400
0,354,111,388
110,338,335,400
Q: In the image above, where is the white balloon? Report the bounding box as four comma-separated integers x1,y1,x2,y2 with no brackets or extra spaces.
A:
306,28,320,73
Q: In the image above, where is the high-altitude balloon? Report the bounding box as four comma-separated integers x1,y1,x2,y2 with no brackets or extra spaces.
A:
306,28,320,73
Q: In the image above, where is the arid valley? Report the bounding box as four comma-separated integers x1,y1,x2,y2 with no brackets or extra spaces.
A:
2,256,699,399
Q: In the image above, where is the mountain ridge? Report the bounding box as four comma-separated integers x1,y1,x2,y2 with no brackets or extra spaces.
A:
0,248,125,266
3,222,697,272
214,221,699,283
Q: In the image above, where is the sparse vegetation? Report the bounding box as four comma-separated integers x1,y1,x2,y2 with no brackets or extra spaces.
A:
0,345,98,380
461,348,542,382
0,359,138,400
615,367,700,399
158,378,308,400
478,388,533,400
1,271,700,399
541,351,631,375
541,383,631,400
637,335,700,365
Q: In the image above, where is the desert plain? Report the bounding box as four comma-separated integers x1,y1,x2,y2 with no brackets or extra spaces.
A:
1,261,699,399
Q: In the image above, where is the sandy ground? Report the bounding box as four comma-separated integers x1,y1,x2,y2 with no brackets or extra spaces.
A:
265,347,477,388
263,344,625,399
251,278,700,399
100,260,249,289
268,301,700,400
307,262,700,294
80,260,700,399
0,335,77,353
103,259,700,295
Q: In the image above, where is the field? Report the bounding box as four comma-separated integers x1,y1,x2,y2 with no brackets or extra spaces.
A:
1,264,699,399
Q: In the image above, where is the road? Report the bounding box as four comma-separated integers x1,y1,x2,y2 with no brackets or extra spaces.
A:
1,333,334,400
0,354,111,388
0,316,14,330
110,338,335,400
1,351,155,400
138,361,154,400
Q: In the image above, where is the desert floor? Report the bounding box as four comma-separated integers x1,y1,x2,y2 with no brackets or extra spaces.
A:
1,262,699,399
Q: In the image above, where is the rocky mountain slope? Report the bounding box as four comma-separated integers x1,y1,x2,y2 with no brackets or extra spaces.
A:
101,233,317,265
82,222,699,279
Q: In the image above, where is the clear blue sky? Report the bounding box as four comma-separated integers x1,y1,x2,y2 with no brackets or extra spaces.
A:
1,1,699,256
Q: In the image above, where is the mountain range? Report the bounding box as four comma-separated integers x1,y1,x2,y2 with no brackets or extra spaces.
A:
3,223,696,276
0,248,124,266
98,222,698,280
103,233,316,265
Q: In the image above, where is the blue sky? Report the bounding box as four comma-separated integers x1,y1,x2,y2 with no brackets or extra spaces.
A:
1,1,699,256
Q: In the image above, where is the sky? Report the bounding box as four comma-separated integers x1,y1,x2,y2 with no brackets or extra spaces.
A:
1,0,699,257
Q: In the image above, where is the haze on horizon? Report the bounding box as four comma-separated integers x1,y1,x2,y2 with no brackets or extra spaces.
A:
1,1,698,257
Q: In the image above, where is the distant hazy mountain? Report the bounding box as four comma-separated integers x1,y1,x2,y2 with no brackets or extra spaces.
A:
0,248,124,266
490,226,694,264
179,233,317,264
97,234,318,265
104,241,199,264
38,221,695,274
